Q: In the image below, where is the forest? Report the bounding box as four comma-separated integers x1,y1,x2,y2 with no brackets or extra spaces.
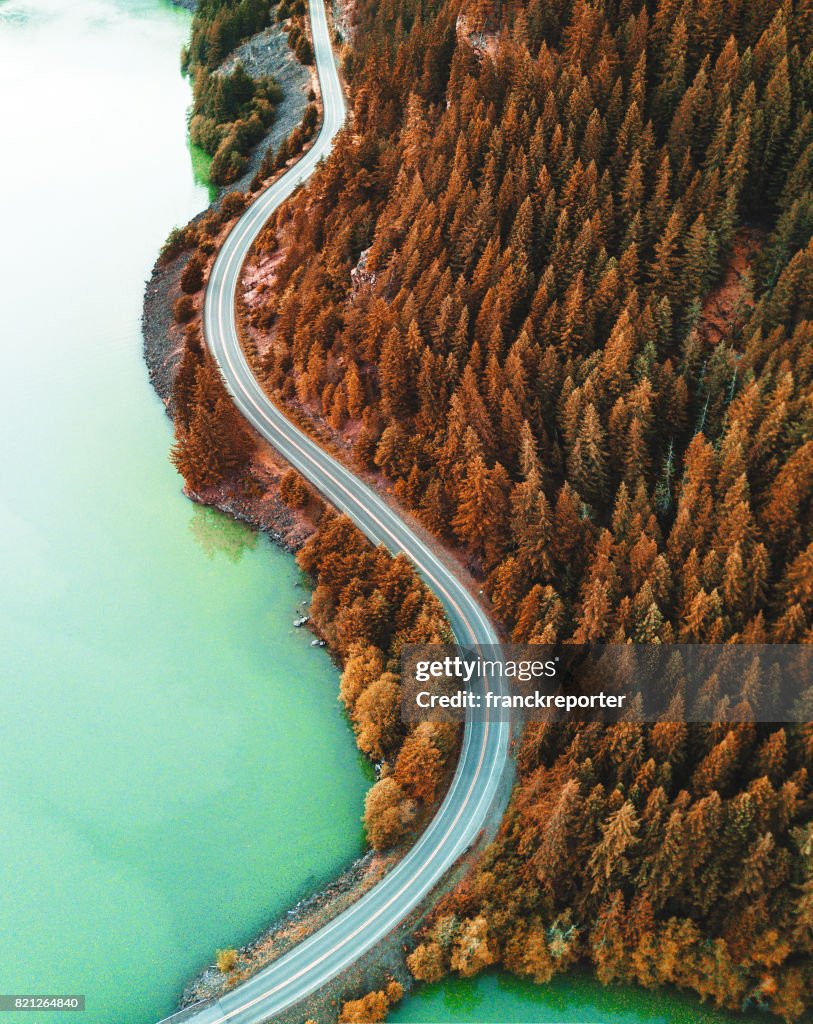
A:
252,0,812,651
168,0,813,1017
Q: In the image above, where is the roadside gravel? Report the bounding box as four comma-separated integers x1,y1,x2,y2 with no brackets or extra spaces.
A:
217,26,313,195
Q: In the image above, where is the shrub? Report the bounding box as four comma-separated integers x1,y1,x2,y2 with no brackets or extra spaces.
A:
220,191,248,220
294,34,314,65
159,225,195,265
216,948,238,973
210,139,249,186
180,254,205,294
363,777,411,850
302,103,318,136
338,990,389,1024
280,468,311,508
173,295,196,324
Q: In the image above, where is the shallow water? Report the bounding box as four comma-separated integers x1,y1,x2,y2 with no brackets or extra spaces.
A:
0,2,368,1021
389,970,769,1024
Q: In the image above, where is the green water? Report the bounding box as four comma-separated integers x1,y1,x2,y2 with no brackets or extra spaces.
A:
389,971,769,1024
0,2,368,1022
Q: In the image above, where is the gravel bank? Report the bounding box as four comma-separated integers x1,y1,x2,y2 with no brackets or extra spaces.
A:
218,26,313,196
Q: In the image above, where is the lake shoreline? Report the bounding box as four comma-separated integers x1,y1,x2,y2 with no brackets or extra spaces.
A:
143,233,485,1016
0,2,377,1021
140,116,386,1013
140,10,426,1013
140,2,502,1017
142,242,307,554
142,195,400,1020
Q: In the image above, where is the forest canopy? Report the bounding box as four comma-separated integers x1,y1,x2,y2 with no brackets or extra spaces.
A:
233,0,813,1015
167,0,813,1015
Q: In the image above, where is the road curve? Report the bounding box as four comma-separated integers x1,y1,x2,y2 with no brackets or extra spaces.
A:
157,2,511,1021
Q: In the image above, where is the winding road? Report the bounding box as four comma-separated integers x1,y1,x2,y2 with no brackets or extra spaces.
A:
157,2,512,1020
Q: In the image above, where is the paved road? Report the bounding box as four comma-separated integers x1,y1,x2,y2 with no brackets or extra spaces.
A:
156,2,511,1021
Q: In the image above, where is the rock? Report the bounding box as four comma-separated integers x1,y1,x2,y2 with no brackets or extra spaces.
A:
350,247,376,296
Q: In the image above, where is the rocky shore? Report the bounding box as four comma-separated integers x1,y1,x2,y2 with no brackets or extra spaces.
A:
218,26,314,195
179,850,395,1005
141,235,457,1013
141,5,485,1017
140,9,399,1010
141,188,442,1024
142,240,315,552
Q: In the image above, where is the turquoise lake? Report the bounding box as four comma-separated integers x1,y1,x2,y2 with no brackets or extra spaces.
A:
0,2,368,1020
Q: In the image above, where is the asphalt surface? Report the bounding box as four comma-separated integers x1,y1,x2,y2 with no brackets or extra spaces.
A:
155,2,511,1020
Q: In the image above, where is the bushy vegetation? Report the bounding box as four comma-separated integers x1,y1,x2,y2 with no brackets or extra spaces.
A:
182,0,283,185
296,512,459,848
338,980,404,1022
250,101,320,188
173,294,196,324
171,328,255,492
190,62,283,185
180,253,206,294
158,192,248,268
215,947,239,973
277,0,313,65
181,0,320,185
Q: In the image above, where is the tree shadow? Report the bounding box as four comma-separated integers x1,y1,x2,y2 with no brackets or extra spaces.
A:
189,505,257,563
